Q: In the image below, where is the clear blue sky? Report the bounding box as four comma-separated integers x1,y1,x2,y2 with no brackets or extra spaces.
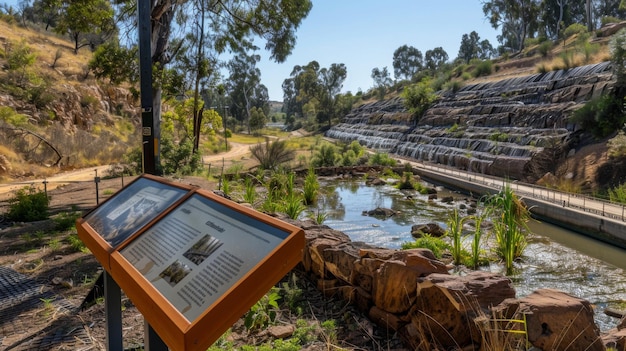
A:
255,1,500,100
2,0,499,101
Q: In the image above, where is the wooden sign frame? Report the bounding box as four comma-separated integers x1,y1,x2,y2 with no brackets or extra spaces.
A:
76,174,305,351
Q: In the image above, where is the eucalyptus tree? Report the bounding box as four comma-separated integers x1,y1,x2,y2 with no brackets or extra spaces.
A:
424,47,448,72
54,0,116,53
227,51,269,133
29,0,62,31
282,61,322,126
114,0,312,158
392,45,423,81
318,63,347,128
539,0,587,40
282,61,347,130
458,31,495,63
371,66,392,100
595,0,626,24
482,0,541,53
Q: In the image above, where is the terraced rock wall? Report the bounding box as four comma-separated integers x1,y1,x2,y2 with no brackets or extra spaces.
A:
327,62,615,181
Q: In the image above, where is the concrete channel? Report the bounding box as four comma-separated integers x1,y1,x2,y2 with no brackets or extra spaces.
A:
402,160,626,250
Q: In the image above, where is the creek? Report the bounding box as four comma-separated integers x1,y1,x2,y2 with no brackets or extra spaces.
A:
307,178,626,332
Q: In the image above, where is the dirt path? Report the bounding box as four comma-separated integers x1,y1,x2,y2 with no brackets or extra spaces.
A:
0,165,111,199
202,142,251,164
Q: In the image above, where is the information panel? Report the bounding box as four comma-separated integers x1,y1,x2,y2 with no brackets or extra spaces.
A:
119,193,289,321
84,177,187,248
76,175,305,351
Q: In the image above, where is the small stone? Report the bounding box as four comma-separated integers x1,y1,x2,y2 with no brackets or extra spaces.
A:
268,324,295,339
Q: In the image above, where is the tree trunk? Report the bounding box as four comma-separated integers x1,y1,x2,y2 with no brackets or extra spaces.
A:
149,1,179,169
586,0,593,32
192,0,206,154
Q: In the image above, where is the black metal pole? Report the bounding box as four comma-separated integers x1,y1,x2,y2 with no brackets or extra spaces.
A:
138,0,156,175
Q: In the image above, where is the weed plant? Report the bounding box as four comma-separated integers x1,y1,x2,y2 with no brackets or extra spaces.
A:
447,208,465,265
221,177,230,197
53,210,81,231
397,171,416,190
402,234,450,258
488,185,530,275
244,287,281,331
469,211,489,269
302,168,319,205
243,177,256,204
67,233,88,253
309,208,327,225
283,194,306,220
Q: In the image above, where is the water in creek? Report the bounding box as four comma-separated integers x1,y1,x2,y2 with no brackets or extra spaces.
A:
307,179,626,332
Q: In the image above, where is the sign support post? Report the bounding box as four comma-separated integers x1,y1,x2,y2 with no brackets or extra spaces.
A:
104,271,123,350
138,0,157,174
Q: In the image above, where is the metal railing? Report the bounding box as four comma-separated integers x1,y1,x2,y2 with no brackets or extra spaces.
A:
396,156,626,222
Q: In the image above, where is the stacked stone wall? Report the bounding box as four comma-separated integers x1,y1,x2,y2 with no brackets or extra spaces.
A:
326,62,615,182
279,216,622,350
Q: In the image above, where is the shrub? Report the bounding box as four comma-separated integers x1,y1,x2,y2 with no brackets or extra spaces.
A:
402,78,437,121
311,143,339,167
601,16,621,27
473,60,493,78
6,186,49,222
340,149,357,166
244,288,281,331
368,152,396,167
563,23,588,39
160,136,201,175
250,139,295,170
80,94,99,109
0,106,29,127
538,41,552,57
571,94,625,139
609,183,626,204
608,131,626,158
53,211,81,231
611,28,626,88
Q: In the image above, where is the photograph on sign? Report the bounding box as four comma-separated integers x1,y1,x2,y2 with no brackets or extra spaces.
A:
119,193,291,322
84,177,187,247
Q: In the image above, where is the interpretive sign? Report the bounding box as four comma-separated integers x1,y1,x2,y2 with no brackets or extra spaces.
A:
78,175,190,267
76,174,305,351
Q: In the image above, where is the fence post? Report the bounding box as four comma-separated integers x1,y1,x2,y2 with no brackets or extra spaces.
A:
42,179,48,201
94,169,101,205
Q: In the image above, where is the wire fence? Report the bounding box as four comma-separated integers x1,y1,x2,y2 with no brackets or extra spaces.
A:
0,169,131,208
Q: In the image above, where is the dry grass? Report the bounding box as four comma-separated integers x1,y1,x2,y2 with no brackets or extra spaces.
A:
0,20,90,71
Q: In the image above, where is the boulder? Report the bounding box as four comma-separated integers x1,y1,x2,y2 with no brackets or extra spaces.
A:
411,222,445,237
411,271,516,349
372,249,449,314
493,288,603,351
304,226,352,279
440,196,454,204
366,178,386,186
322,241,374,284
0,154,11,175
363,207,396,218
